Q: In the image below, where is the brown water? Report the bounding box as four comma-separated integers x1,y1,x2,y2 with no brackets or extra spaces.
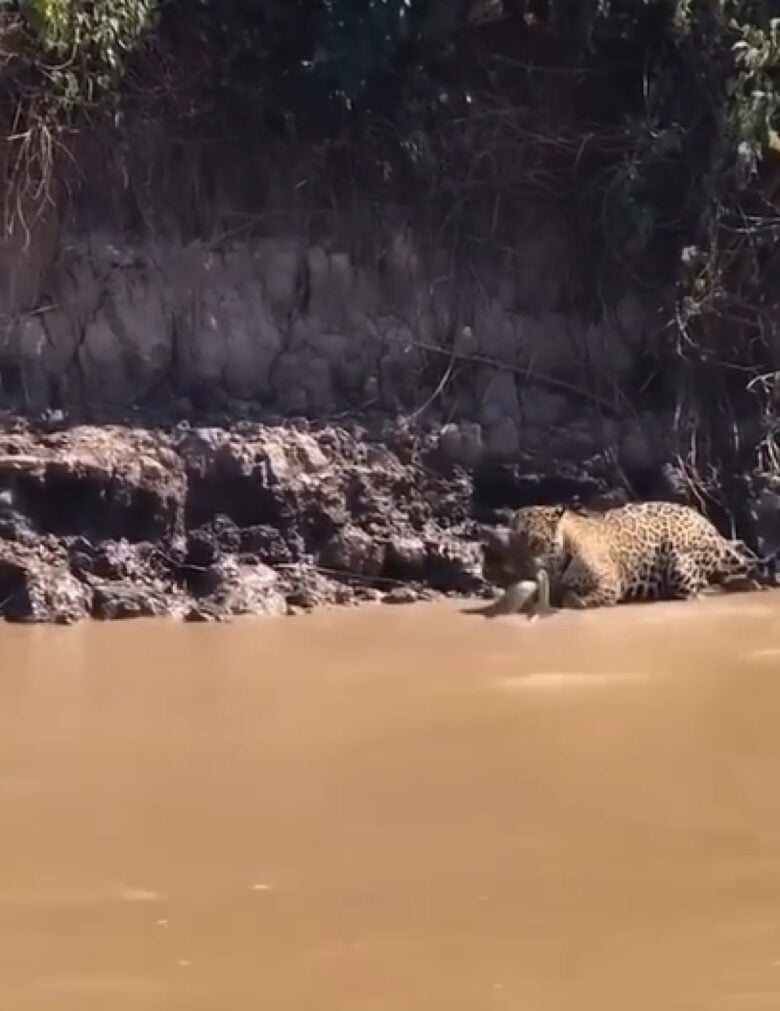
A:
2,595,780,1010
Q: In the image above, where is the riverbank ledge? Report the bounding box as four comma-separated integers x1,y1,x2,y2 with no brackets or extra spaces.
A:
0,414,777,623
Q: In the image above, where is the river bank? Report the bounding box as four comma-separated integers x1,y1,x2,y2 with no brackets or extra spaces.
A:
0,410,776,624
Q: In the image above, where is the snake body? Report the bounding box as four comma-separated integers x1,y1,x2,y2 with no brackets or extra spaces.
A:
483,567,551,620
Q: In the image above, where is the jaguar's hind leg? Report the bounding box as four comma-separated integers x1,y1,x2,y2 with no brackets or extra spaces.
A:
714,543,765,593
721,575,764,593
666,552,708,600
561,588,619,608
558,553,621,609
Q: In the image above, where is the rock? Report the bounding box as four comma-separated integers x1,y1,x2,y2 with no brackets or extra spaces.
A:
67,535,96,556
198,558,287,617
0,425,185,541
286,587,319,611
186,529,220,569
69,550,94,577
300,487,349,540
318,526,384,577
205,515,241,552
281,566,341,611
423,541,484,593
92,583,169,620
0,514,33,542
332,583,358,605
384,535,426,580
183,602,224,622
289,434,329,473
92,540,136,579
382,586,420,605
0,488,35,543
240,524,298,565
0,551,90,624
37,409,67,433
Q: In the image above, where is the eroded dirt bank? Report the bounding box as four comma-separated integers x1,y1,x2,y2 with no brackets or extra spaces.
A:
0,412,778,623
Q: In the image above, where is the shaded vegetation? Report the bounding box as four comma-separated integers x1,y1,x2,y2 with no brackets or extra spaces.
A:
4,1,780,473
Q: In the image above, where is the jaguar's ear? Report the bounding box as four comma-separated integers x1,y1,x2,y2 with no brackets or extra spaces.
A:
552,504,566,522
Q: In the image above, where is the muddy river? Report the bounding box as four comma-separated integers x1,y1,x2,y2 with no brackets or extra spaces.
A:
2,594,780,1009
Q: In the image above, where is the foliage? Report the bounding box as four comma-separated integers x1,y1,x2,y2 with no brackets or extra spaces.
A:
17,0,158,107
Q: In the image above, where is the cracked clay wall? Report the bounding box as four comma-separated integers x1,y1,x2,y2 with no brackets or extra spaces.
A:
0,134,662,468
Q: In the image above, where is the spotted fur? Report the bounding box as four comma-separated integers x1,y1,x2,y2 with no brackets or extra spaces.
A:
482,500,770,610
